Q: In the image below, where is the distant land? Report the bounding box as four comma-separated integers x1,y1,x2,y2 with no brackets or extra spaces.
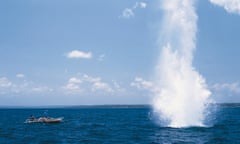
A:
0,104,150,109
0,103,240,109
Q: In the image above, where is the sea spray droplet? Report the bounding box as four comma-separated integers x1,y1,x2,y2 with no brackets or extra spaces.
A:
153,0,212,128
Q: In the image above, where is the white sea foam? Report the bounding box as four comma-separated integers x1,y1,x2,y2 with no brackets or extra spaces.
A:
153,0,212,128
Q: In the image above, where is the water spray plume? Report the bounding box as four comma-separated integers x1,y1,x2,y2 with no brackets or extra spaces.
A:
153,0,212,128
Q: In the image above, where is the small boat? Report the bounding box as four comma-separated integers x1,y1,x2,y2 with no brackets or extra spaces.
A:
25,117,64,123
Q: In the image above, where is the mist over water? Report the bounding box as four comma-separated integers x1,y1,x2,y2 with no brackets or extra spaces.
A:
153,0,212,128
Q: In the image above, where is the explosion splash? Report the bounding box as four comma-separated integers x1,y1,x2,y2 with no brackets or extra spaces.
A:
153,0,212,128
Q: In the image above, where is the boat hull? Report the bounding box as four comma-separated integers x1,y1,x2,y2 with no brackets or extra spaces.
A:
25,117,63,123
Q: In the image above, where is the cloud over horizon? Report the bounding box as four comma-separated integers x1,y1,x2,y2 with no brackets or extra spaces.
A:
0,77,12,88
211,82,240,102
121,1,147,19
66,50,92,59
209,0,240,14
0,76,53,95
131,77,157,93
212,82,240,94
63,74,117,95
16,74,25,78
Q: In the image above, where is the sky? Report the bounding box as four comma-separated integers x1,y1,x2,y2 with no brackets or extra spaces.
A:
0,0,240,106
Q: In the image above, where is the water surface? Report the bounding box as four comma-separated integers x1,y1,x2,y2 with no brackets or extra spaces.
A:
0,105,239,143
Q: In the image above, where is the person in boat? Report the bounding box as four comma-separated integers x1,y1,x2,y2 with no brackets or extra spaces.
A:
29,115,36,121
43,110,49,118
38,110,50,122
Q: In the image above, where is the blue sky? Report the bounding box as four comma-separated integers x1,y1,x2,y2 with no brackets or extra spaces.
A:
0,0,240,106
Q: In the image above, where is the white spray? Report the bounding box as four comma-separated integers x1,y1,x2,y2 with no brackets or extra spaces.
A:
153,0,212,128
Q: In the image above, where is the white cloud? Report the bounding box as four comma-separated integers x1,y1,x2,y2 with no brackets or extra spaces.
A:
134,2,147,8
69,77,82,84
62,74,132,96
131,77,157,92
212,82,240,93
32,86,53,93
140,2,147,8
113,81,125,92
66,50,92,59
63,74,115,94
0,75,56,95
83,74,101,83
65,83,80,91
83,74,113,92
63,77,83,94
98,54,105,61
0,77,12,88
209,0,240,14
16,74,25,78
211,82,240,102
120,1,147,19
122,8,135,18
92,81,113,92
0,76,54,95
10,80,30,94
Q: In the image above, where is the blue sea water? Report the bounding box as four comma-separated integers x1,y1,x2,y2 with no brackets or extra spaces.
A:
0,104,239,144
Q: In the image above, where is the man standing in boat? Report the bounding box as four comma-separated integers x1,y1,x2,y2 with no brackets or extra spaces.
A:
43,110,49,118
29,115,36,121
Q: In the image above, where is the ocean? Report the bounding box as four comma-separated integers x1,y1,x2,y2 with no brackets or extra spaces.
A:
0,104,239,144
